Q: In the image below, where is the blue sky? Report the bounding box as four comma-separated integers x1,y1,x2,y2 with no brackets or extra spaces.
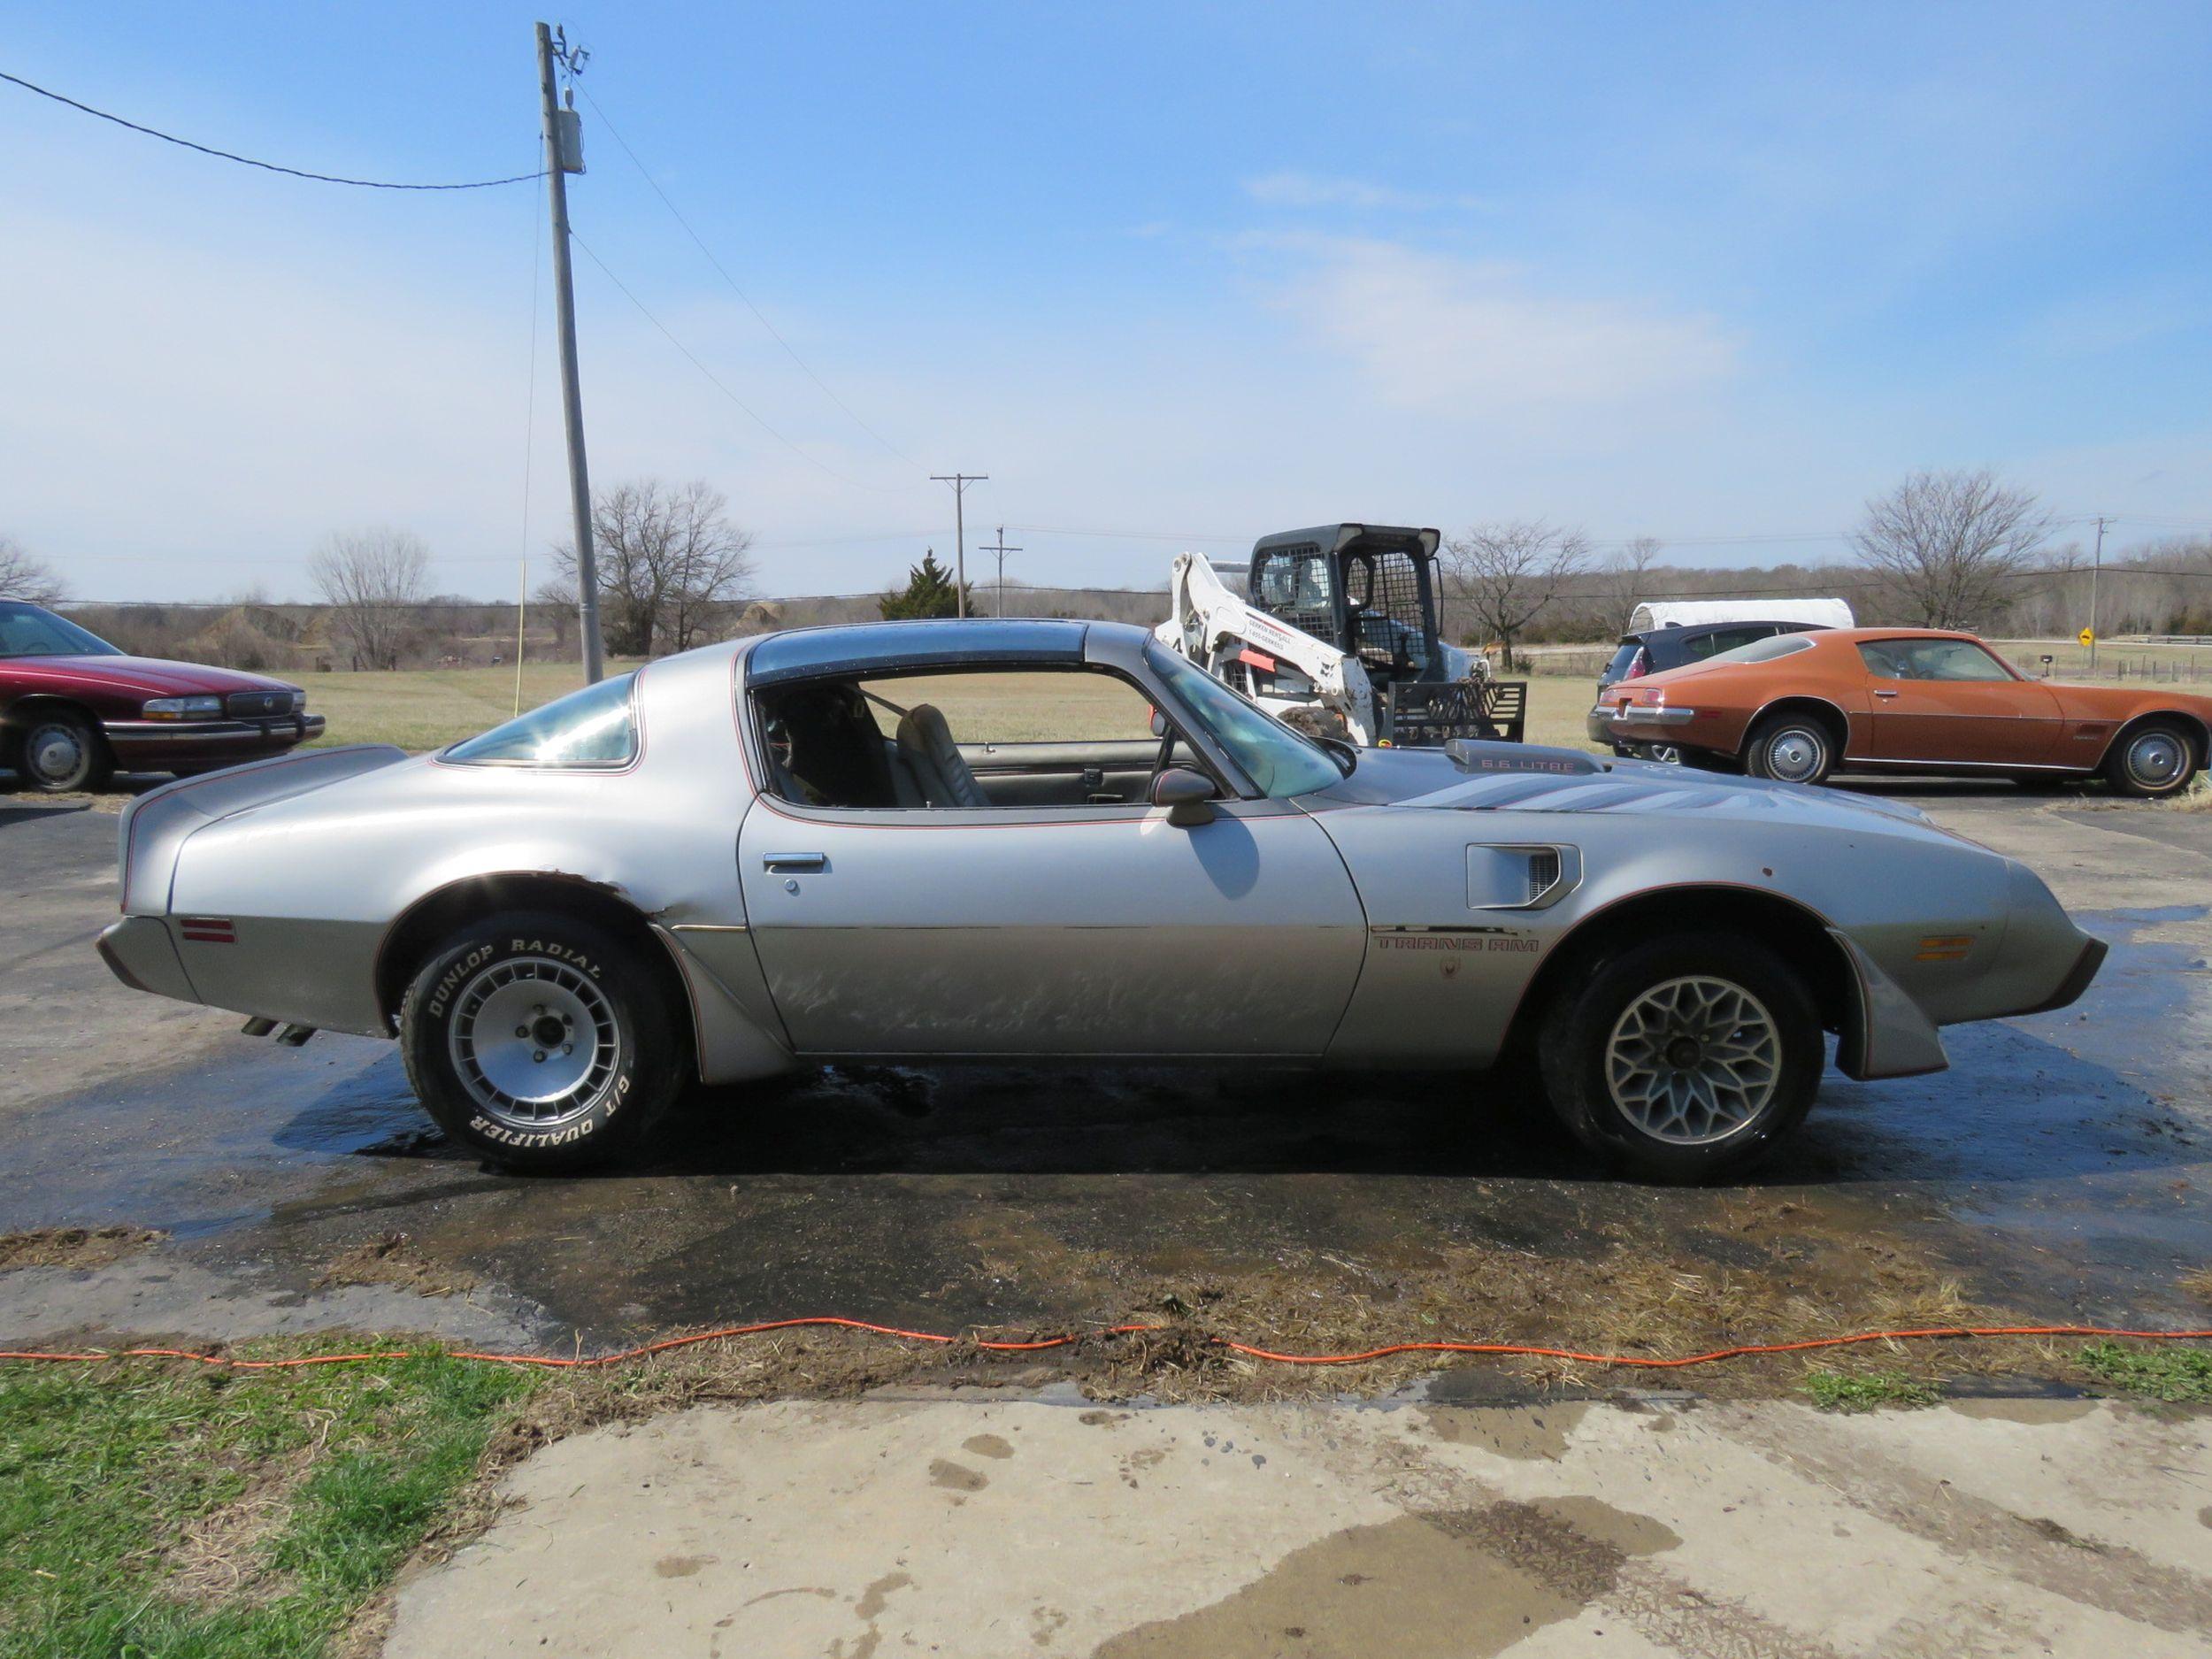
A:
6,1,2212,603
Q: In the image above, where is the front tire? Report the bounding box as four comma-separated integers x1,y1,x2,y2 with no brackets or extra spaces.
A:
2103,721,2199,799
400,910,680,1172
1742,712,1837,787
1538,934,1823,1182
11,710,113,794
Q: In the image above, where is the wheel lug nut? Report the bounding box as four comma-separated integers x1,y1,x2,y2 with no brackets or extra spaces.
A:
532,1050,545,1062
515,1026,529,1038
561,1043,573,1056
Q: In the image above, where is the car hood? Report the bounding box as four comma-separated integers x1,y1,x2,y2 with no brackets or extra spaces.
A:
1306,741,1946,834
4,653,300,696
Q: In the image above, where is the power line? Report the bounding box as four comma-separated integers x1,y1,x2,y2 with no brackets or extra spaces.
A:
932,474,987,618
567,230,898,495
977,526,1023,616
575,86,923,471
0,66,544,189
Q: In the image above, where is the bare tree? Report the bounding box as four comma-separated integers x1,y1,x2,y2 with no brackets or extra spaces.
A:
552,479,756,657
1439,521,1591,671
0,535,67,605
309,527,430,671
1851,470,2053,631
1597,535,1664,635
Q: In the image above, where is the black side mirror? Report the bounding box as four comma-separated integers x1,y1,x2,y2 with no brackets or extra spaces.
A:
1150,766,1217,827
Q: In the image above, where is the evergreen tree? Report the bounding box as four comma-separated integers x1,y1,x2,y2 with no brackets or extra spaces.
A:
879,549,971,619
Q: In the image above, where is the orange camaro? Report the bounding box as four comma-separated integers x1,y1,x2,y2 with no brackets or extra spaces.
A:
1597,627,2209,795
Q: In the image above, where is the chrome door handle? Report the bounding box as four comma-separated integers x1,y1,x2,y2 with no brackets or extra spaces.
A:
761,851,826,872
1873,689,1899,699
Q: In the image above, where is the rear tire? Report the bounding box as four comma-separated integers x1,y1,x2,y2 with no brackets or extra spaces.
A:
1538,933,1823,1183
400,910,680,1172
1743,712,1837,787
10,710,112,794
2103,720,2199,799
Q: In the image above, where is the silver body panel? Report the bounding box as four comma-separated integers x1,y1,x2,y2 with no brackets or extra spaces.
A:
99,622,2104,1092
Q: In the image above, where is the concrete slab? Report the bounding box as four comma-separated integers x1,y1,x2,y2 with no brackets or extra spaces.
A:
381,1394,2212,1658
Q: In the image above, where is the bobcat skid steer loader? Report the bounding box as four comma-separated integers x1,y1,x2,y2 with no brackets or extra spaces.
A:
1155,523,1525,746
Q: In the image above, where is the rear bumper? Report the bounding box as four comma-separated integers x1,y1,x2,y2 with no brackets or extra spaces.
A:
104,714,324,768
1588,702,1699,748
96,916,198,1003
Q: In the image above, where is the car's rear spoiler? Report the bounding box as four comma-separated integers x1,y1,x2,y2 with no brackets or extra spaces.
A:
117,744,406,915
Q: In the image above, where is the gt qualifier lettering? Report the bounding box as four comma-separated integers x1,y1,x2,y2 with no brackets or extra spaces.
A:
468,1114,602,1148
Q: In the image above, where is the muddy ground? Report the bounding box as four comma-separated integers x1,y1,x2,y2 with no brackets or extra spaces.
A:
2,780,2208,1400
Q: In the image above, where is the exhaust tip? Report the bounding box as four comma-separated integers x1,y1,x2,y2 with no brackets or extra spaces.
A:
241,1017,277,1037
274,1024,317,1048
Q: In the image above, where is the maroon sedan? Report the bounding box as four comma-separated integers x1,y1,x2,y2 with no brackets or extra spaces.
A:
1,601,325,793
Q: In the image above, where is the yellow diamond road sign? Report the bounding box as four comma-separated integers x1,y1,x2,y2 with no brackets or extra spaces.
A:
2078,626,2095,648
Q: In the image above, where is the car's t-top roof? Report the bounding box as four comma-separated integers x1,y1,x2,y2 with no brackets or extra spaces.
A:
745,618,1090,686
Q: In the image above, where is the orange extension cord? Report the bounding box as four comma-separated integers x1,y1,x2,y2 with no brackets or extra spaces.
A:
4,1316,2210,1374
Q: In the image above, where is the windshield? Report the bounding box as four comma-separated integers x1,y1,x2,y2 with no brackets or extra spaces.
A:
0,602,121,659
1146,643,1343,797
445,673,639,767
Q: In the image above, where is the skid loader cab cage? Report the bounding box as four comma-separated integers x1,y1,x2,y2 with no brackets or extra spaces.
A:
1248,524,1449,685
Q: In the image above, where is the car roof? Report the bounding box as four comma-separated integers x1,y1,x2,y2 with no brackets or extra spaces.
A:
1624,619,1824,645
1823,627,1984,643
746,618,1125,686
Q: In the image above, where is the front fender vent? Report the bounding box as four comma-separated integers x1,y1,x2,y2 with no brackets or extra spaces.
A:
1468,844,1579,910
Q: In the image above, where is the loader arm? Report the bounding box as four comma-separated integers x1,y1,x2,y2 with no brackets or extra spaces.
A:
1157,551,1379,743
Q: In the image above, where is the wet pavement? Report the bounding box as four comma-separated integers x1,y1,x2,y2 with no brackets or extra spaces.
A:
2,785,2208,1367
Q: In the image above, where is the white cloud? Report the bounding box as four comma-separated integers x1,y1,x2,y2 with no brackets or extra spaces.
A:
1265,237,1739,417
1243,172,1483,213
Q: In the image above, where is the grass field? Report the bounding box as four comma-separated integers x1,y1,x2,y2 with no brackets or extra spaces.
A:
303,660,1609,755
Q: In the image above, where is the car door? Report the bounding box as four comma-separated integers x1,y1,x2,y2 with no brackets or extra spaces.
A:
1858,638,2064,764
736,795,1367,1056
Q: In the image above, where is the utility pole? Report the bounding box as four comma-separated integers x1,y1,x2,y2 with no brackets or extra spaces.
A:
536,21,604,681
930,473,987,618
977,526,1022,616
2088,515,2109,677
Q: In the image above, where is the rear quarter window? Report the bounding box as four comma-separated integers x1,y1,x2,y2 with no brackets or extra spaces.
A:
445,673,639,767
1703,633,1818,667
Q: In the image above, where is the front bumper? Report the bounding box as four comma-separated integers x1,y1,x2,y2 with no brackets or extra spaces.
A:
104,713,324,767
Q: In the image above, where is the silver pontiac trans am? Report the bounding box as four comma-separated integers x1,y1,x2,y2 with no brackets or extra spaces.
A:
97,618,2107,1181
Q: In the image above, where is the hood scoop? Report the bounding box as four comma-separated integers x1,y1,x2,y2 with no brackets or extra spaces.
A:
1444,740,1602,778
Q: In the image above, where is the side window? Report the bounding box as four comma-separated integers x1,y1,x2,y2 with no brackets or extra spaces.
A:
446,673,638,767
756,665,1182,810
1857,642,1906,680
857,670,1157,744
1860,641,2014,682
